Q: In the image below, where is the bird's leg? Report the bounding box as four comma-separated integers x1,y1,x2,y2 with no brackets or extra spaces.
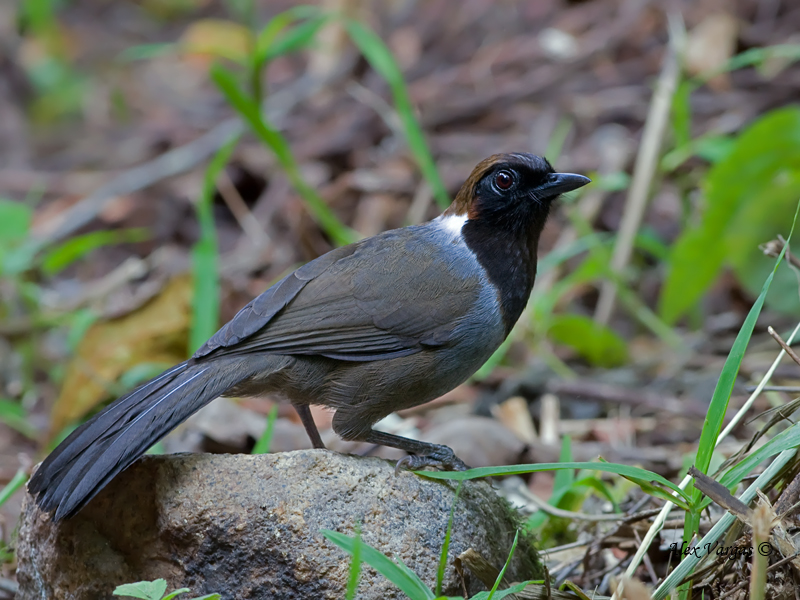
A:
331,408,469,471
294,404,326,449
360,429,470,472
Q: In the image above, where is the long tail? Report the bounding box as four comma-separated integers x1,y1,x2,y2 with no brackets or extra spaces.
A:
29,357,262,521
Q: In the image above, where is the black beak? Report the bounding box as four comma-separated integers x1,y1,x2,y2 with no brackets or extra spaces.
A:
537,172,591,199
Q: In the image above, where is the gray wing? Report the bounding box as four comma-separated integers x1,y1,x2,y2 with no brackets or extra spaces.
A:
194,227,484,362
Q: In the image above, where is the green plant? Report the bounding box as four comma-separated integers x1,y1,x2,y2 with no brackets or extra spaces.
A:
0,399,37,439
17,0,89,121
657,43,800,324
436,483,462,596
0,467,28,510
679,221,793,545
189,136,240,353
322,529,538,600
206,4,461,244
322,486,535,599
0,199,152,438
345,523,362,600
429,206,800,597
211,64,357,246
0,467,30,565
343,18,449,209
420,461,692,511
113,579,219,600
250,403,278,454
661,107,800,322
526,436,619,545
205,7,357,246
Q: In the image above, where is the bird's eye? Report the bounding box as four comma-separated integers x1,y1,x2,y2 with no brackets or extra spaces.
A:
494,170,514,191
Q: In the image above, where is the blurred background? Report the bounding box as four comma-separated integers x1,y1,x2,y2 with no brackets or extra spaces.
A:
1,0,800,593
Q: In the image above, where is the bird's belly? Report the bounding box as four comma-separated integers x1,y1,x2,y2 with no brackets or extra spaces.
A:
363,331,503,412
319,303,505,414
235,305,505,416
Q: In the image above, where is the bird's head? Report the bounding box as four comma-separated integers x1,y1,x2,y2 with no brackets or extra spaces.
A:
438,154,591,332
445,153,590,238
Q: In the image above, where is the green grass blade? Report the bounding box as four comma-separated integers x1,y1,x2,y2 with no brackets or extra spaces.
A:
345,524,362,600
189,134,239,354
343,19,449,209
260,14,330,64
573,476,619,512
552,436,574,490
469,582,537,600
692,201,799,484
652,448,796,600
0,399,37,439
717,420,800,491
535,232,611,275
696,43,800,84
543,117,572,163
161,588,191,600
211,64,356,246
118,43,175,62
255,6,320,63
0,467,27,509
622,476,690,511
322,529,435,600
565,208,683,348
679,199,800,595
251,404,279,454
416,462,692,507
436,482,462,595
527,436,575,529
487,529,519,600
42,228,150,275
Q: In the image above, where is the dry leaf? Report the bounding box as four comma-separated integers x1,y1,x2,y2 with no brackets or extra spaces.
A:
612,577,653,600
180,19,253,64
492,396,537,444
686,13,739,91
49,275,192,438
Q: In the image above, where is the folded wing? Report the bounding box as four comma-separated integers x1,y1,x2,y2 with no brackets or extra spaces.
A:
194,228,483,362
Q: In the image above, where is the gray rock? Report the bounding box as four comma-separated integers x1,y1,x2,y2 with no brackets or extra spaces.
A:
18,450,542,599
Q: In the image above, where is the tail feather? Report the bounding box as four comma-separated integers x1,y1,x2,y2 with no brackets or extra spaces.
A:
29,357,262,521
33,363,187,489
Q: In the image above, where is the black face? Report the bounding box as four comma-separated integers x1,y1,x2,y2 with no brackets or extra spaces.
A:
471,154,587,233
462,154,589,333
480,155,554,198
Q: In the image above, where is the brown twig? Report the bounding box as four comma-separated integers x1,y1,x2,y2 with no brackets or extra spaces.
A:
690,467,800,579
767,326,800,368
216,169,271,249
688,466,752,522
513,481,662,522
716,552,800,600
594,16,685,326
761,236,800,270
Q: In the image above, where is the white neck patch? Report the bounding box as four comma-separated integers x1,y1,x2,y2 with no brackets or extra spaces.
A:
436,213,468,237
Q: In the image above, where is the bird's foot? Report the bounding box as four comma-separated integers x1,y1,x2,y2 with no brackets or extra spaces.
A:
394,444,470,474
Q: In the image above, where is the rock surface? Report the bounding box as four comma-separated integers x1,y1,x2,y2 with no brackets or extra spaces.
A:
18,450,542,599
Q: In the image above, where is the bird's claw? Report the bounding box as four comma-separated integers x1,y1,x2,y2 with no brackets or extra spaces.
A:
394,445,470,474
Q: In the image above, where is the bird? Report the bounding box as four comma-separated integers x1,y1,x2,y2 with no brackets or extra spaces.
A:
29,153,590,521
